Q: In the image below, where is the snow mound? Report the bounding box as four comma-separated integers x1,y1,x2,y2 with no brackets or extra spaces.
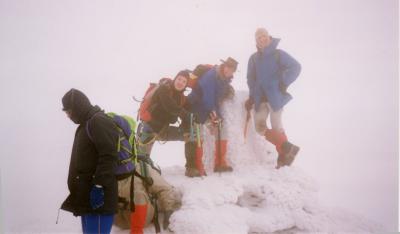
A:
151,91,383,234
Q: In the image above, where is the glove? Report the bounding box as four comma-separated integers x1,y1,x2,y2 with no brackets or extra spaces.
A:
192,113,200,124
209,111,220,124
90,185,104,210
179,109,191,121
279,81,288,94
244,98,254,112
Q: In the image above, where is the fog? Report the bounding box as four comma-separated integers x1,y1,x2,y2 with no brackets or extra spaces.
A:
0,0,398,232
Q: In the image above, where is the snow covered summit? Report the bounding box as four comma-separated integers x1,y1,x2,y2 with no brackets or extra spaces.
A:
143,91,382,234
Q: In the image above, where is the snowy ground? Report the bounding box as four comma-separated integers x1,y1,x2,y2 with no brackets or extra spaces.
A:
0,1,397,233
113,92,383,234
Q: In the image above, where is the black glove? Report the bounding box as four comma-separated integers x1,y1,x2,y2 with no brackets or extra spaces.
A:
90,185,104,210
245,98,254,112
279,81,288,94
192,113,201,124
179,109,191,120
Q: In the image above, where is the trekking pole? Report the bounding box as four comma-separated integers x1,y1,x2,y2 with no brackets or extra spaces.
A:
196,123,201,148
190,114,194,142
195,123,206,177
243,109,251,143
217,119,222,174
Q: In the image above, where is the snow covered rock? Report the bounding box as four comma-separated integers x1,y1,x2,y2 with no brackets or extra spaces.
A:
142,91,383,234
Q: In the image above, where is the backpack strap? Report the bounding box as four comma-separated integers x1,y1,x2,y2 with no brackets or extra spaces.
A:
152,193,161,234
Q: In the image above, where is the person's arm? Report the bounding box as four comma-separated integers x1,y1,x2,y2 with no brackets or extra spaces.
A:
198,71,217,114
157,85,187,117
278,50,301,87
89,115,118,187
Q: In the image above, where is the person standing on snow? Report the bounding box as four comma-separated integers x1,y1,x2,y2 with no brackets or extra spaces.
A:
245,28,301,169
186,57,238,176
60,88,119,234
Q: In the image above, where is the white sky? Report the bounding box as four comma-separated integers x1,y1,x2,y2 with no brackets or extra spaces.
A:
0,0,398,232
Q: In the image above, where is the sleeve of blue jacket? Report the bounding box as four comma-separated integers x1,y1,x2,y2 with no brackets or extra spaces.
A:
247,54,256,99
279,50,301,87
199,71,217,114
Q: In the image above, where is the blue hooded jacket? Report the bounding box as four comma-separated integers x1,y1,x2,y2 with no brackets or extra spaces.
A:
247,38,301,111
188,67,232,124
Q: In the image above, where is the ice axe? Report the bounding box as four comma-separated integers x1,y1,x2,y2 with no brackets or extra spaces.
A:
243,109,251,143
216,119,222,175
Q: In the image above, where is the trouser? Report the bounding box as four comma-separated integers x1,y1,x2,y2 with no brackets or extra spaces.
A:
136,122,185,158
114,161,182,231
184,121,205,174
253,102,284,134
185,118,230,171
254,102,289,154
81,214,114,234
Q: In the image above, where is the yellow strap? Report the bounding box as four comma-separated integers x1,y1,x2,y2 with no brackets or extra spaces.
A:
196,123,201,147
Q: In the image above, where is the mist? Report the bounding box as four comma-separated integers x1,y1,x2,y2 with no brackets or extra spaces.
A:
0,0,398,232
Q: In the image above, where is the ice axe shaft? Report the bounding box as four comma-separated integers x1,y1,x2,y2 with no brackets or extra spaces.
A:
243,110,251,142
217,120,222,171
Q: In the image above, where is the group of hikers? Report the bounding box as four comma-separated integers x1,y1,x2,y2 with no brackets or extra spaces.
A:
59,28,302,234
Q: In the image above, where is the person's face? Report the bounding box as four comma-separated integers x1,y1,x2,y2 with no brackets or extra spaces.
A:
64,109,72,119
174,75,188,91
64,109,79,124
256,33,271,50
222,66,236,80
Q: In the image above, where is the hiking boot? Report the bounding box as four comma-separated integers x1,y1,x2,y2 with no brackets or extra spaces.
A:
281,142,300,167
214,165,233,173
275,154,285,169
185,167,201,177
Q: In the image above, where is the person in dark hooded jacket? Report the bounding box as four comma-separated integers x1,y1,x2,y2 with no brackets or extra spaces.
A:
61,88,118,234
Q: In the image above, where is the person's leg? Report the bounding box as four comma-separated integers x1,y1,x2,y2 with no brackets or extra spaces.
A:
268,103,300,168
81,214,114,234
184,122,205,177
81,216,88,234
253,102,289,168
269,104,284,132
253,102,270,136
263,103,287,154
214,121,232,172
99,215,114,234
254,102,286,153
136,122,156,158
130,163,154,234
158,126,184,141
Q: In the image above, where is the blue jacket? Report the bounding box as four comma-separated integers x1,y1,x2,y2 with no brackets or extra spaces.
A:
188,67,232,124
247,38,301,111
